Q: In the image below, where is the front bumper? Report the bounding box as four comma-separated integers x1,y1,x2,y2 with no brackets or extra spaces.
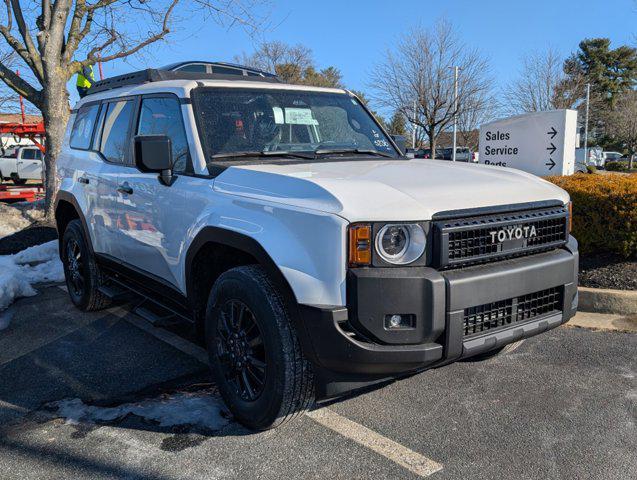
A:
300,236,578,396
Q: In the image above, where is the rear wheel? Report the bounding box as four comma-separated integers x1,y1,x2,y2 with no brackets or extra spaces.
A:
61,219,110,311
462,340,525,362
205,265,314,430
12,177,27,186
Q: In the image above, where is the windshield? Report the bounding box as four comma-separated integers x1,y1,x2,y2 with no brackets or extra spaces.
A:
192,88,399,170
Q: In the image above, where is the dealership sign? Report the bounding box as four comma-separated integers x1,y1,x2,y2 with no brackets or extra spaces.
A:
479,109,577,176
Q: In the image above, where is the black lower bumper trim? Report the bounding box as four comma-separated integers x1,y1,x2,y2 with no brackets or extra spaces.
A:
299,237,578,397
299,305,443,376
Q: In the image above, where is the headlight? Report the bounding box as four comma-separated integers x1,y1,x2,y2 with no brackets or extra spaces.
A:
375,223,426,265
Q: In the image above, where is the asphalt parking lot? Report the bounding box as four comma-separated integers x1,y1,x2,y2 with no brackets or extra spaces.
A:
0,285,635,479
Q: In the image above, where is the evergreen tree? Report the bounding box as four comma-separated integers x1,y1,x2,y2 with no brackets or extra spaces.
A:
388,111,407,136
564,38,637,110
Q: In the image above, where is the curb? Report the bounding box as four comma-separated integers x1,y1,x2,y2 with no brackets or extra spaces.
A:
578,286,637,315
567,311,637,333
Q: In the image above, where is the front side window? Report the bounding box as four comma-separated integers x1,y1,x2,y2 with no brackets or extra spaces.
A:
192,88,398,172
21,149,37,160
99,100,134,164
70,103,100,149
137,97,190,173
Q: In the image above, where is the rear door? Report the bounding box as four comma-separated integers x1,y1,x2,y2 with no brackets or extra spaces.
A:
17,148,43,180
117,94,191,287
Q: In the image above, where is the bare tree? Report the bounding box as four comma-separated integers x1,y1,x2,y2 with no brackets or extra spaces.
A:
237,40,342,87
0,1,267,219
370,20,493,154
608,90,637,168
237,40,312,76
503,48,584,115
457,90,497,150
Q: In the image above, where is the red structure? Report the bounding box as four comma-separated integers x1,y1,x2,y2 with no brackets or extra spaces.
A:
0,121,46,153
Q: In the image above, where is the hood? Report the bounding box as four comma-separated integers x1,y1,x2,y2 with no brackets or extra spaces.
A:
213,159,569,222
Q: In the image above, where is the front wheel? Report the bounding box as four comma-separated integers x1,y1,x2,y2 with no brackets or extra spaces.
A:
205,265,314,430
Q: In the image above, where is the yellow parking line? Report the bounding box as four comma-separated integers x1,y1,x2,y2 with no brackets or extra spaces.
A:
307,408,443,477
99,300,444,478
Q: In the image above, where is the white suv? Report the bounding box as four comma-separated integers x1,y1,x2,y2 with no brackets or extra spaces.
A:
55,68,578,429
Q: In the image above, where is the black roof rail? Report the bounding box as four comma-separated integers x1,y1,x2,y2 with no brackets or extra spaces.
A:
86,68,281,96
160,60,277,78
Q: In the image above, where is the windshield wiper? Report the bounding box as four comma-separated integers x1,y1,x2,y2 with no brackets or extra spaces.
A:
313,148,395,158
211,150,316,160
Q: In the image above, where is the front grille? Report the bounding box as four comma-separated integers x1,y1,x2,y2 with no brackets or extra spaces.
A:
434,204,568,268
463,287,563,337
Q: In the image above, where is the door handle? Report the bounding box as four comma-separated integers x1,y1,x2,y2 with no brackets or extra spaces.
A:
78,176,89,185
117,183,133,195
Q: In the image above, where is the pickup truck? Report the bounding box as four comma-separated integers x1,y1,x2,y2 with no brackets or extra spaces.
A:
0,145,44,185
55,67,579,430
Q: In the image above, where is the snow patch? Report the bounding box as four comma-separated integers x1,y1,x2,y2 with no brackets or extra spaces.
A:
0,200,44,239
0,240,64,311
50,390,230,432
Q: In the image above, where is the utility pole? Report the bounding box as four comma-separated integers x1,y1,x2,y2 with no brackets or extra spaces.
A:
412,98,417,149
451,66,460,162
583,83,590,165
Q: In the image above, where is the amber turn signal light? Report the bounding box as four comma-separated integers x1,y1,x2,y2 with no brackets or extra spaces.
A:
348,224,372,266
567,201,572,233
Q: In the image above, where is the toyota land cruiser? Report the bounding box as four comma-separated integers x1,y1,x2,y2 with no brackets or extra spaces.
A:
55,68,578,430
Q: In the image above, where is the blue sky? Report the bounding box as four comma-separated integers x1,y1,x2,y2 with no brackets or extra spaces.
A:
77,0,637,107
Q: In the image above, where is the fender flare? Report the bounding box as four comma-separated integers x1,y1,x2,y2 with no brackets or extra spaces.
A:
185,226,298,307
185,227,319,362
54,190,94,256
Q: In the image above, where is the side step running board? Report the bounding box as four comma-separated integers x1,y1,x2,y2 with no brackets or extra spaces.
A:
98,284,135,304
132,300,182,328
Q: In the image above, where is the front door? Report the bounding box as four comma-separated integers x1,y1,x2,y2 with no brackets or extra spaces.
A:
17,148,43,180
118,95,192,289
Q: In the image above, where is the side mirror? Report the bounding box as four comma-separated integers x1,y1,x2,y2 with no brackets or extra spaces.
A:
391,134,407,155
134,135,175,186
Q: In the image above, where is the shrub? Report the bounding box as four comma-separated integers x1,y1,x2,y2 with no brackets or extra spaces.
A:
605,161,627,172
586,165,597,174
547,173,637,258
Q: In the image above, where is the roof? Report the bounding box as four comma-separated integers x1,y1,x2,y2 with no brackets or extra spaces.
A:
77,69,347,107
86,68,282,96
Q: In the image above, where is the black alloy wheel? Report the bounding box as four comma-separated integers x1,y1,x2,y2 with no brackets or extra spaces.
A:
65,237,85,298
216,299,267,401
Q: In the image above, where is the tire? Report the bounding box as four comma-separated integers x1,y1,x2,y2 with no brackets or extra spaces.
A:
61,219,110,311
12,177,27,186
205,265,314,430
461,340,525,362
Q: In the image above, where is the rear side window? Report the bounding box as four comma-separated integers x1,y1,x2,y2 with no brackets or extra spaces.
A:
70,104,99,149
99,100,134,164
137,97,190,173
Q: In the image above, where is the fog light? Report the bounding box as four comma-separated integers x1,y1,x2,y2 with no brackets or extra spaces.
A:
384,314,415,330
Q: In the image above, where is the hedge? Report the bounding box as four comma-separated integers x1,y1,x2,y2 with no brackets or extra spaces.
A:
546,173,636,258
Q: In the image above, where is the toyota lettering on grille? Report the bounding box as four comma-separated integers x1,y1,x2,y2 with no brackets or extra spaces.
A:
489,225,537,244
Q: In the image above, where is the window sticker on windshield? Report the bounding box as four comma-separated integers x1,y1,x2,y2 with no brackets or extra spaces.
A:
285,108,318,125
272,107,285,124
